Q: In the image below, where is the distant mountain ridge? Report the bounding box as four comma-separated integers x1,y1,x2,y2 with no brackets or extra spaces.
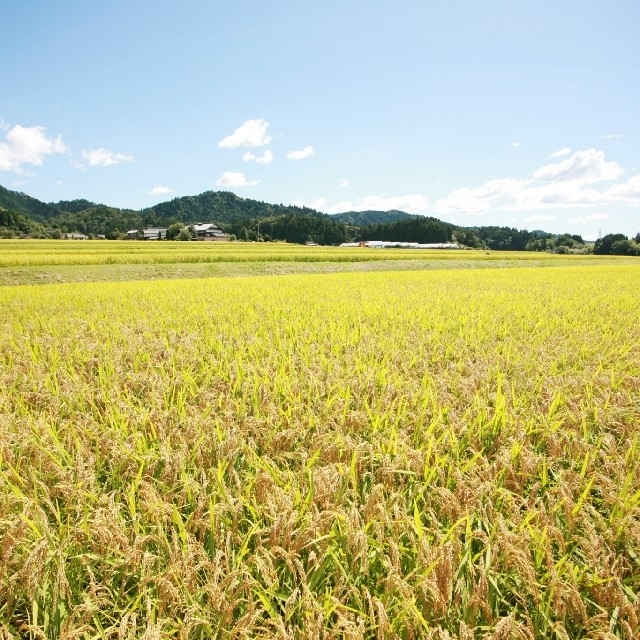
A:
0,183,598,252
0,184,60,218
330,210,417,225
0,185,353,243
0,184,416,228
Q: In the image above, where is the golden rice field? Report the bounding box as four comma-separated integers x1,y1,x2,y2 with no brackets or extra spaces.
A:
0,239,631,288
0,239,620,269
1,245,639,639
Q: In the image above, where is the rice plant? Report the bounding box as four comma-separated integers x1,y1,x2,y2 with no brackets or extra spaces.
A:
1,264,639,638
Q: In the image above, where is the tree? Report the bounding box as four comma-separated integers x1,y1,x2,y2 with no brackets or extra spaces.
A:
610,239,640,256
166,222,184,240
593,233,628,255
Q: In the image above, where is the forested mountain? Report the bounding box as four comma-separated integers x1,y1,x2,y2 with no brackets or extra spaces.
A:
1,183,636,252
0,185,60,219
358,216,453,244
0,186,351,243
0,206,47,237
141,191,324,225
330,210,416,225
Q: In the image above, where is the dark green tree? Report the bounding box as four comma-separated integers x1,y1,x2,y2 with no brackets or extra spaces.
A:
166,223,184,240
593,233,628,255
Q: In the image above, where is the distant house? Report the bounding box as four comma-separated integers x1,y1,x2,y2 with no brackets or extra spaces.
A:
126,227,169,240
192,222,229,241
63,232,88,240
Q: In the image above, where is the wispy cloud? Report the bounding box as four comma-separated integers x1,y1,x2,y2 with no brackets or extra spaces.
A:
218,119,271,148
287,146,314,160
551,147,571,158
567,213,609,223
523,214,555,222
338,177,350,187
81,148,133,167
148,185,175,196
215,171,260,187
511,142,521,148
599,133,623,140
325,193,428,214
434,178,526,215
0,124,66,173
243,149,273,165
291,197,326,210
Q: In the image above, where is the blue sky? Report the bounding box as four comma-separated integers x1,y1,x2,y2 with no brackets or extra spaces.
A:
1,0,639,239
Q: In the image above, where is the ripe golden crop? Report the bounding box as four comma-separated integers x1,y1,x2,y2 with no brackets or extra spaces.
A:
1,263,639,638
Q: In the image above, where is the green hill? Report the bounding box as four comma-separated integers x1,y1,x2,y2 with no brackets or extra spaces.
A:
0,184,60,219
330,209,416,225
0,185,351,243
0,183,598,251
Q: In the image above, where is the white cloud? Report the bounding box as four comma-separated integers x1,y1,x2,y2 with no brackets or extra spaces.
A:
434,178,526,215
551,147,571,158
326,193,428,214
600,133,623,140
603,174,640,204
243,149,273,165
567,213,609,223
324,200,354,213
81,148,133,167
434,149,632,216
309,197,327,210
215,171,260,187
287,146,314,160
218,119,271,148
532,148,622,184
522,214,555,222
0,125,66,173
511,142,521,148
256,150,273,165
338,177,350,187
148,185,175,196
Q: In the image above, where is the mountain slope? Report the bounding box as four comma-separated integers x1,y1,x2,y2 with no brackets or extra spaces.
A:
330,210,416,225
0,185,60,219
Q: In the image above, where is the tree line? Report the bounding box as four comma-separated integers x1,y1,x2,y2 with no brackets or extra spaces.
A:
1,184,639,252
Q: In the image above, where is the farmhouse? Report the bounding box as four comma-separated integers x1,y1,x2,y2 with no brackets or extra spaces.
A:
63,232,88,240
126,228,169,240
192,222,229,241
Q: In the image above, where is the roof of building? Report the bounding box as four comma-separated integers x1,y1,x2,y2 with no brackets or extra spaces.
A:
193,222,222,233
